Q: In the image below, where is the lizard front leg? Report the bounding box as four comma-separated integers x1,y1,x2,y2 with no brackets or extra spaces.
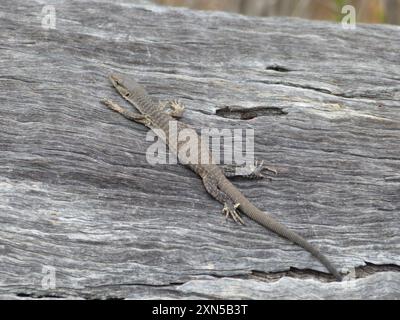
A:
202,175,244,225
159,100,185,118
222,160,277,179
102,98,151,126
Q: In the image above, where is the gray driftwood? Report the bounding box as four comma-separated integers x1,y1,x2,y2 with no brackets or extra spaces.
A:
0,0,399,299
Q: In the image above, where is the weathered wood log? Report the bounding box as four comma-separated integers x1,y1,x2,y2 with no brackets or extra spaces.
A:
0,0,399,299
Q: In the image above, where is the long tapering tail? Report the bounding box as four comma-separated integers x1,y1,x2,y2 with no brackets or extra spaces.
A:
233,189,342,281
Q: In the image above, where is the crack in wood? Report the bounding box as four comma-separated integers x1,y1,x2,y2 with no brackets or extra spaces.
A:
216,106,288,120
249,262,400,283
247,79,396,100
265,64,292,72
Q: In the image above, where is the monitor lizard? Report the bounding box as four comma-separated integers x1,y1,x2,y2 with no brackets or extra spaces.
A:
102,74,342,281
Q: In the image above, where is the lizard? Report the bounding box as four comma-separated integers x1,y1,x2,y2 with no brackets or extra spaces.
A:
102,73,342,281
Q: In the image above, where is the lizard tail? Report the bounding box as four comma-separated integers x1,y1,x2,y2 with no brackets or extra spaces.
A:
235,191,342,281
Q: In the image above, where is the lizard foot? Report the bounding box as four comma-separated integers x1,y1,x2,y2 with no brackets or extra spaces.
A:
222,160,277,179
160,99,185,118
247,160,277,179
222,202,244,225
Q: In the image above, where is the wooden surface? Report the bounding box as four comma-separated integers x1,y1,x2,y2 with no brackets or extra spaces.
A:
0,0,399,299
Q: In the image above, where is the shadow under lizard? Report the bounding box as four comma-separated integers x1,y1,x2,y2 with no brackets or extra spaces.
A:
102,74,342,281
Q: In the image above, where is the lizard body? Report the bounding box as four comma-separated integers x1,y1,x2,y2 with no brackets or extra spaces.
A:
103,74,342,281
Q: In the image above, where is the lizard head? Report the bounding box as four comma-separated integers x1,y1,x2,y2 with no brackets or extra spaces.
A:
109,74,147,99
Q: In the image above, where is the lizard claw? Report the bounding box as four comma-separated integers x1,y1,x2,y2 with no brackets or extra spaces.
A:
170,99,184,110
169,100,185,118
222,202,244,225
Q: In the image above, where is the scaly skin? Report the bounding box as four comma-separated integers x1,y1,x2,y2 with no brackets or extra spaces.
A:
103,74,342,281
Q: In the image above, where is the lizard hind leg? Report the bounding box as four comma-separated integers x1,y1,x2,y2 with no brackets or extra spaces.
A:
202,176,244,225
